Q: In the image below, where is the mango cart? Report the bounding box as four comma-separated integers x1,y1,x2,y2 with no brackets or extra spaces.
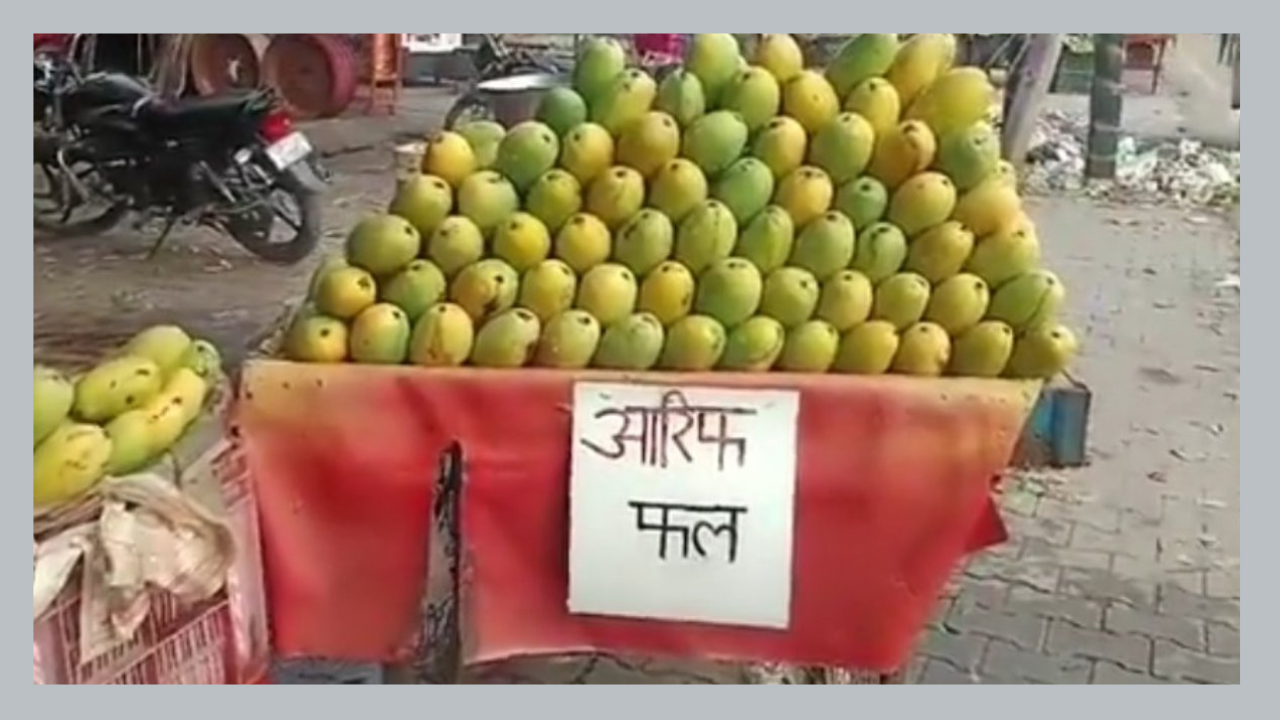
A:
237,33,1086,683
236,361,1041,682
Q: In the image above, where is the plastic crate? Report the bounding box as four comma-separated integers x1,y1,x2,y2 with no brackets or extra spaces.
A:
33,438,269,685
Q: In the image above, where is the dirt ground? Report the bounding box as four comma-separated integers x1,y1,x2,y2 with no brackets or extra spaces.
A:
33,144,400,370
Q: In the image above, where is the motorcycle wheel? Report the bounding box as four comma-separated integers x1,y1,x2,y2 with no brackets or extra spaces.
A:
223,165,323,265
444,91,495,130
33,157,128,238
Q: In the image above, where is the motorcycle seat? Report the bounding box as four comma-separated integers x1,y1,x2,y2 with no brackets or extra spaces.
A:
138,91,271,130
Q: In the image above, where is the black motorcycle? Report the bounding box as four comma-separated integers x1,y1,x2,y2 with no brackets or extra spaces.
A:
34,54,327,264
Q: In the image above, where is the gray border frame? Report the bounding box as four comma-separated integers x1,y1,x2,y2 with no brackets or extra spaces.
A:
20,7,1251,703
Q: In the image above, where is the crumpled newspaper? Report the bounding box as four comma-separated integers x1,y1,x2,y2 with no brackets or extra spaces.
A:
1023,109,1241,207
33,472,236,667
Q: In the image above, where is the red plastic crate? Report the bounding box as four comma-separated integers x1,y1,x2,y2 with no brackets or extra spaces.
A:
33,439,269,685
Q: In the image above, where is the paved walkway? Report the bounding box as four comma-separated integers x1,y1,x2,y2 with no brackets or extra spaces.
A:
912,197,1240,684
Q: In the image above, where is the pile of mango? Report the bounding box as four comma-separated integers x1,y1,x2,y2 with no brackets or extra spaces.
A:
287,33,1078,379
33,325,222,510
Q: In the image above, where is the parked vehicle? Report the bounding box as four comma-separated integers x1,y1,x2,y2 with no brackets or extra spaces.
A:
443,34,567,129
34,53,326,264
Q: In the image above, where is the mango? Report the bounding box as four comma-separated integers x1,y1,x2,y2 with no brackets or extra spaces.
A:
592,68,658,136
574,36,628,106
952,177,1024,237
519,259,578,324
782,70,840,134
648,158,709,223
751,116,808,180
534,310,601,369
470,308,542,369
825,33,900,98
493,212,552,273
659,314,727,371
34,422,112,508
576,263,638,327
456,170,519,235
307,255,347,300
554,213,612,273
816,270,874,331
832,320,900,375
638,260,697,326
721,66,782,132
850,221,908,285
559,122,615,185
593,312,666,370
760,266,821,328
586,165,646,230
905,220,975,283
103,409,154,475
616,111,682,178
454,120,505,169
284,313,349,363
408,303,474,367
987,270,1065,332
965,220,1042,289
525,169,584,234
682,110,750,179
427,216,486,278
73,355,163,424
696,257,764,328
891,322,952,377
935,121,1001,191
778,319,840,373
774,166,834,227
712,157,776,224
735,205,796,274
885,34,956,108
809,112,877,184
381,259,447,322
906,67,996,138
389,174,453,239
872,272,931,330
613,209,675,277
995,160,1019,190
887,171,957,237
536,87,588,138
753,34,804,84
1006,323,1080,380
674,199,738,275
180,339,223,382
315,266,376,320
790,210,856,281
655,69,707,128
834,176,889,230
450,258,519,325
34,366,74,446
720,316,786,372
347,213,420,277
843,78,901,136
948,320,1014,378
121,324,192,378
421,130,476,188
924,273,990,336
139,368,209,456
493,121,561,193
686,34,743,105
349,303,411,365
868,120,937,190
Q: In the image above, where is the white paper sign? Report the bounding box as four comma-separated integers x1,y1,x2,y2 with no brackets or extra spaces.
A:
568,382,800,630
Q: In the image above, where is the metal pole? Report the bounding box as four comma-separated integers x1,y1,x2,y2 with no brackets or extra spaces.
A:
1086,34,1124,180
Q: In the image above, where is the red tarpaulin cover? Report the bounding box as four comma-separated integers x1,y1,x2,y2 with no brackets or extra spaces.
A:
237,361,1038,671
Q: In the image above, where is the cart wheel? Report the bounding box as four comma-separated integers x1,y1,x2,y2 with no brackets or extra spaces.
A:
445,92,495,130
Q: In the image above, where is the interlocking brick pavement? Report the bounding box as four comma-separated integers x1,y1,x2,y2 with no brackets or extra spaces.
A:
914,198,1239,685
